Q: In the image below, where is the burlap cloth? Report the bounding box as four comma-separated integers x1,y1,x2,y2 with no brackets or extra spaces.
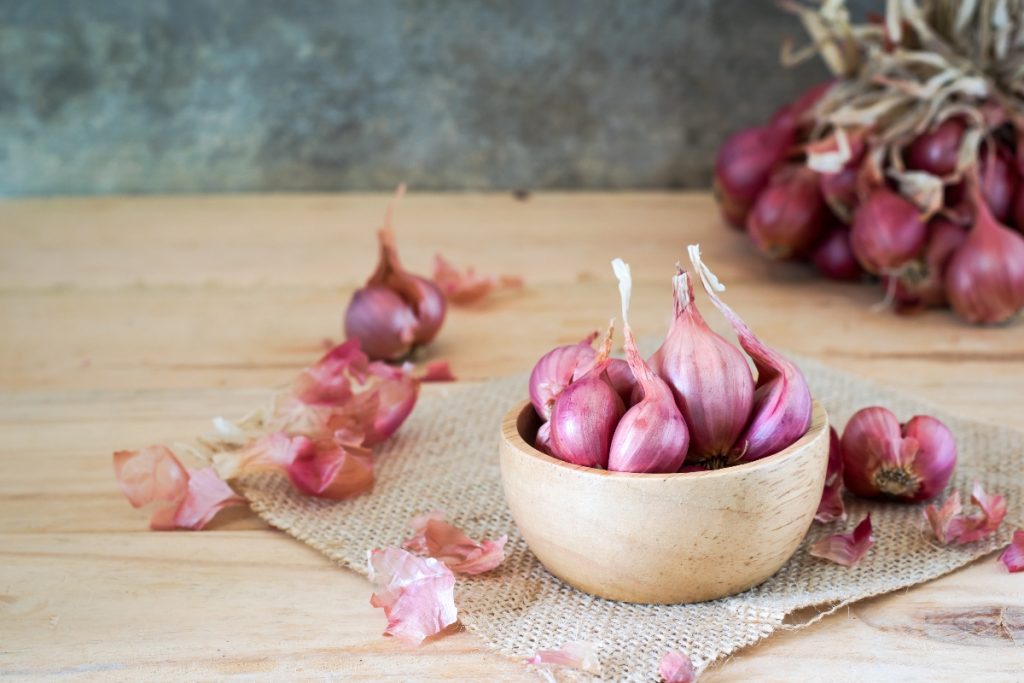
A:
234,351,1022,682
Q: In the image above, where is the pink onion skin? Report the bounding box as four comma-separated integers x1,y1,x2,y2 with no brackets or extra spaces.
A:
528,338,598,421
746,165,826,259
650,271,755,463
689,246,812,462
850,187,927,274
344,286,419,361
841,407,956,503
812,229,864,281
714,125,792,229
905,117,965,177
945,179,1024,324
888,218,966,312
548,365,625,469
607,259,689,474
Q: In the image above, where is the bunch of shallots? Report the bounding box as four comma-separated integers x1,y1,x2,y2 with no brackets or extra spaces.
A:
714,0,1024,325
529,246,813,473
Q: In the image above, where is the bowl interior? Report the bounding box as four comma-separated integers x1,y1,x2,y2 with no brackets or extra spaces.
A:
509,399,826,479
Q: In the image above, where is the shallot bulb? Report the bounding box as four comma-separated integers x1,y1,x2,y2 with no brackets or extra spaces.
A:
528,332,599,420
746,165,826,258
689,245,812,462
548,325,625,469
817,129,865,222
812,228,864,281
841,407,956,503
850,186,927,274
888,218,966,312
344,187,447,360
905,117,965,177
714,125,792,228
945,175,1024,324
979,144,1017,223
607,259,689,473
650,267,754,466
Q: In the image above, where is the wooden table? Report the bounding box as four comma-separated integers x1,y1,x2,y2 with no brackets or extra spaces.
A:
2,193,1022,681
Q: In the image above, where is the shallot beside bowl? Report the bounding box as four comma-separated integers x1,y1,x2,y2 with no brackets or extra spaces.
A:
499,399,830,604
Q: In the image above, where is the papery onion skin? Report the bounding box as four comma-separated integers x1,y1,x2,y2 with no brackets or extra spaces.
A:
945,178,1024,324
850,187,928,274
651,270,755,464
812,228,864,281
714,125,792,229
746,165,826,259
841,407,956,503
905,117,964,177
607,259,689,474
528,336,598,421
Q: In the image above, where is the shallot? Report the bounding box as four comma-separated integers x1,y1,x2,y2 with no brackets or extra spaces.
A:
344,186,447,360
548,325,625,469
945,175,1024,324
746,164,826,258
607,259,689,473
841,407,956,503
649,266,754,466
689,245,812,462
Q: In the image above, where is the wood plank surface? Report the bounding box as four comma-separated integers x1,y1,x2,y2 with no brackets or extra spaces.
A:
1,193,1022,681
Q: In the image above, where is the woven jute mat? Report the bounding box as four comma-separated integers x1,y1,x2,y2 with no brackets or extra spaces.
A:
235,353,1022,682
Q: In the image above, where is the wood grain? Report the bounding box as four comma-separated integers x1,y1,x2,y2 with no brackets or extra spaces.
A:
1,193,1022,681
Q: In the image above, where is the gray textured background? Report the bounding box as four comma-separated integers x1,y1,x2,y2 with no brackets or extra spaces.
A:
0,1,870,196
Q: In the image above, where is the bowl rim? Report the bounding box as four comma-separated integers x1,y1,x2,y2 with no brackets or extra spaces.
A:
501,399,829,481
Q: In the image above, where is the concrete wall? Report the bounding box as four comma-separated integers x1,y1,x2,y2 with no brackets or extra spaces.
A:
0,0,870,195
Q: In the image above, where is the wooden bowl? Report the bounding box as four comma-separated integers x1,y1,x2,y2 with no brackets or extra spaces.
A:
499,400,830,604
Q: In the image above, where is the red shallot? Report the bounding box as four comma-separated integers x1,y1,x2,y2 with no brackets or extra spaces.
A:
650,266,754,466
945,175,1024,324
841,407,956,503
607,259,689,473
548,325,625,469
344,186,447,360
689,245,813,462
